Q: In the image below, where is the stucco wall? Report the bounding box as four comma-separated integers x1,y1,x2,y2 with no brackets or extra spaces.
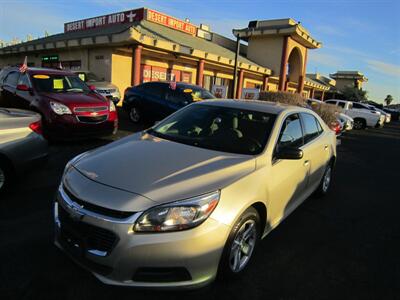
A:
111,51,132,102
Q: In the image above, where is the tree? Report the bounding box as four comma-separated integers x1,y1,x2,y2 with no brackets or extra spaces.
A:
384,95,393,106
341,86,368,102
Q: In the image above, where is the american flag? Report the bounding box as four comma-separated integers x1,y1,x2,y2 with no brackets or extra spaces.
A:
19,56,28,73
169,81,177,90
57,61,63,69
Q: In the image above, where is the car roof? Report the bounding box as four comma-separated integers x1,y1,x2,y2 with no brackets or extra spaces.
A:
195,99,308,115
142,81,204,89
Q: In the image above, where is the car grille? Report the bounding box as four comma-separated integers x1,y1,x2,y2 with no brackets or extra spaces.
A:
58,203,118,253
96,89,116,94
74,106,108,113
77,115,108,123
63,186,136,219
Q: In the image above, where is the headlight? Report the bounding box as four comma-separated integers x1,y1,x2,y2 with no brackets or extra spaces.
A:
50,101,72,115
134,191,220,232
109,100,116,112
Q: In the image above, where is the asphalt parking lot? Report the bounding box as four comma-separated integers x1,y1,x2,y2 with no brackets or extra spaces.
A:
1,109,399,300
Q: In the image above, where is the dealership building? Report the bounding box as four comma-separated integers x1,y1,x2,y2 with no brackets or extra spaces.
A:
0,7,333,102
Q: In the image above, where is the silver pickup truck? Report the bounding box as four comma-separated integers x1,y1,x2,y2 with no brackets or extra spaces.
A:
0,108,48,192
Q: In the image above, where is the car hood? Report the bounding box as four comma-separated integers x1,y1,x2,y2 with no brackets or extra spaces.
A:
72,132,256,206
40,92,107,107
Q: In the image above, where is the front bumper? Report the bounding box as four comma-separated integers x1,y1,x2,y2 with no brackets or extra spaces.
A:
53,189,230,289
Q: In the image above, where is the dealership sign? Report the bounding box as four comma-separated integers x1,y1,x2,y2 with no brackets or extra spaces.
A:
146,9,197,35
64,8,144,33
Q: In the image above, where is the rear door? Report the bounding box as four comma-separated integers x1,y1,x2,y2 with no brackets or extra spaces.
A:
300,112,330,191
2,71,20,108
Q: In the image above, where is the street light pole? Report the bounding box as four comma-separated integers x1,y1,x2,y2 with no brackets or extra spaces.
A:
232,34,240,99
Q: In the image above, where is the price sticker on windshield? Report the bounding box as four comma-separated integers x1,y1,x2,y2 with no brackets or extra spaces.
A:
78,73,85,81
53,79,64,89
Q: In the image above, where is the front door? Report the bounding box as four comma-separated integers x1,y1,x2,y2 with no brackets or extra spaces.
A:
268,113,309,227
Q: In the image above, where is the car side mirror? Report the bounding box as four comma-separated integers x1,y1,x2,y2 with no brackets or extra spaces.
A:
275,147,303,160
88,85,97,91
17,84,30,91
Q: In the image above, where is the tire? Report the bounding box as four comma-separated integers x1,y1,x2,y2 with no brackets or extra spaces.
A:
314,162,333,197
128,105,141,124
218,207,260,279
0,159,12,193
353,118,366,130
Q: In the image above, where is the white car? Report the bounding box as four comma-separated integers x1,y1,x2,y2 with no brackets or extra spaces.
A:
365,105,391,123
325,99,383,130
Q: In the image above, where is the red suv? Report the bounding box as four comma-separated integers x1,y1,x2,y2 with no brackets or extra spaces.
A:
0,67,118,139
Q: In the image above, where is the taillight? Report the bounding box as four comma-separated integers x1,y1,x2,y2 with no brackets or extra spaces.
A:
330,121,341,135
29,120,43,135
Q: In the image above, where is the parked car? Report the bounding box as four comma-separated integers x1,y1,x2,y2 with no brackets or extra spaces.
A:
0,67,118,139
383,107,399,121
73,71,121,105
55,99,336,288
325,99,383,129
306,98,351,135
123,81,215,123
0,107,48,192
365,105,391,123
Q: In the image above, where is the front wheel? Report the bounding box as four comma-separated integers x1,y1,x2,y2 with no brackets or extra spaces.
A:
0,160,11,193
218,207,260,279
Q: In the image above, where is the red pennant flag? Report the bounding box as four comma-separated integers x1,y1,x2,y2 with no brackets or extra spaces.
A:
19,56,28,73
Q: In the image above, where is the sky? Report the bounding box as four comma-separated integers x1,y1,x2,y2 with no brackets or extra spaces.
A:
1,0,399,103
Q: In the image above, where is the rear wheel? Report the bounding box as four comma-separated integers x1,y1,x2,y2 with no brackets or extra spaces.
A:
314,162,333,197
353,118,366,130
218,207,260,279
129,105,141,123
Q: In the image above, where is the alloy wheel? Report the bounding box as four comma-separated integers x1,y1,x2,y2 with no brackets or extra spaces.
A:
129,107,140,123
322,166,332,193
0,167,5,190
229,219,257,273
354,120,363,130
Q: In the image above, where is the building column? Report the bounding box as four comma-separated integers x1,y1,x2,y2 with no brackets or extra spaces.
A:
236,69,244,99
297,75,305,94
132,44,142,86
321,90,325,101
263,75,269,91
278,36,289,91
196,59,205,87
310,88,315,99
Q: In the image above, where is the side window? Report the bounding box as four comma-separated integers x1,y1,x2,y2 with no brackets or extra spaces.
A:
166,89,189,105
276,114,304,150
17,74,30,87
145,83,167,98
301,113,321,144
5,72,20,87
337,102,345,108
352,103,365,109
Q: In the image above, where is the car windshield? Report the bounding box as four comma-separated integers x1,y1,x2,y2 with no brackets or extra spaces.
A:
148,104,276,155
179,86,215,102
30,73,90,93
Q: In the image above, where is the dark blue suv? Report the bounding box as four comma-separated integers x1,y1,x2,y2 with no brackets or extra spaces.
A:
123,82,214,123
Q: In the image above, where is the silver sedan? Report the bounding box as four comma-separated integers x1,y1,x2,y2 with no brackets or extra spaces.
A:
0,108,48,192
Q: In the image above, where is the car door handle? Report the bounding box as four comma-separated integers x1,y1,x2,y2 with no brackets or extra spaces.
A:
324,145,329,150
304,160,310,166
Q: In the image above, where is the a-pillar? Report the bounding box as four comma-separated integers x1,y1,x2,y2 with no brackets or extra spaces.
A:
196,59,204,87
132,44,142,86
278,36,289,91
235,69,244,99
262,75,269,91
